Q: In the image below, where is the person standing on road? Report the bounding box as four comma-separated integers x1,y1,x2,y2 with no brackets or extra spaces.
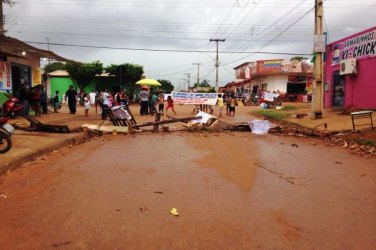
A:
39,84,48,114
165,95,176,115
139,87,149,115
101,89,110,120
229,96,236,116
53,90,60,113
89,90,97,107
216,94,224,118
83,93,90,117
65,85,78,114
158,93,165,114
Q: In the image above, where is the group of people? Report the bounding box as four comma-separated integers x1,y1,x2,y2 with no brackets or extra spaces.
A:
138,87,176,116
12,84,241,120
64,86,130,119
15,83,49,116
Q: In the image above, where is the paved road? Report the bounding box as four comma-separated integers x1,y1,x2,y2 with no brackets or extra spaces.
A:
0,132,375,249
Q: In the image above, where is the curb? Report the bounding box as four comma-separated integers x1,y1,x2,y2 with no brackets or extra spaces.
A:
0,132,91,176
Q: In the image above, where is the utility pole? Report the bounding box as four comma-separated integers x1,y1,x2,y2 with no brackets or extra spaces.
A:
210,39,225,89
45,37,51,64
184,73,190,91
0,1,4,35
311,0,324,119
1,1,15,36
192,63,201,87
180,79,186,91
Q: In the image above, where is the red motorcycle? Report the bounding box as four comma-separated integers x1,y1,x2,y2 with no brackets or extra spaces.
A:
0,115,13,153
2,93,25,118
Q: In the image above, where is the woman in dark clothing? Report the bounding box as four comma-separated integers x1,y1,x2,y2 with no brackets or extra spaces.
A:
65,85,78,114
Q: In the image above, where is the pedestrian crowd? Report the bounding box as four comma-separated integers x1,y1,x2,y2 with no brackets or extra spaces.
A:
11,84,240,120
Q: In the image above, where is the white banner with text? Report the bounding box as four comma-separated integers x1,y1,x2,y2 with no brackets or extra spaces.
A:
170,92,219,105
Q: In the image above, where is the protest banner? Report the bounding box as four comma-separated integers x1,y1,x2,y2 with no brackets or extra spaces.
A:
170,92,219,105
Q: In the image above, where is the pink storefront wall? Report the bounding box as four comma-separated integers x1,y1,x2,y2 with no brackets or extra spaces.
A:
325,26,376,109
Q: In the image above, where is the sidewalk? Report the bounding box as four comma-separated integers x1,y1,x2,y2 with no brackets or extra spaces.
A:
1,103,375,174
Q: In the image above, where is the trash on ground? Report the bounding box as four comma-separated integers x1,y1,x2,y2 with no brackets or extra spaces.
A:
192,111,216,124
170,208,179,216
208,119,230,131
259,103,269,109
248,119,273,135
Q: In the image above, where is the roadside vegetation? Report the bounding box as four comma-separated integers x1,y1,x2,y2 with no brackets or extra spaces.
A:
251,105,297,120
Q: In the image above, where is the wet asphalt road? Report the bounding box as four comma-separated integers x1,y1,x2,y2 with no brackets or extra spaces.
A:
0,132,375,250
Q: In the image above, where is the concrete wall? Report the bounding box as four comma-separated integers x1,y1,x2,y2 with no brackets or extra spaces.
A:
251,75,289,93
325,26,376,109
48,76,118,99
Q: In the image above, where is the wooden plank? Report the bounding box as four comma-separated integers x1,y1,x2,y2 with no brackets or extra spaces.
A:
135,116,202,128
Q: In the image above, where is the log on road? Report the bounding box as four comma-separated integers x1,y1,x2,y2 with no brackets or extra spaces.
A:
135,116,202,128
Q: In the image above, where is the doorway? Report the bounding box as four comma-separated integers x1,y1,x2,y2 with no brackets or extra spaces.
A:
11,63,31,94
332,71,344,107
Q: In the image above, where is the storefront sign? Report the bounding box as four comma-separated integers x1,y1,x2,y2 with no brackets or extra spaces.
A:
171,92,219,105
314,35,326,52
256,60,282,74
0,61,11,91
332,29,376,65
306,76,314,94
32,67,42,86
235,63,251,79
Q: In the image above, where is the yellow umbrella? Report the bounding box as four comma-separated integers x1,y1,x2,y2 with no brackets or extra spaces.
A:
135,78,162,86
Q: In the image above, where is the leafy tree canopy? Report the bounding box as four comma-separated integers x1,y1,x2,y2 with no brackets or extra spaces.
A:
157,79,174,93
65,61,103,91
291,56,308,61
193,79,211,88
43,62,66,73
104,63,144,88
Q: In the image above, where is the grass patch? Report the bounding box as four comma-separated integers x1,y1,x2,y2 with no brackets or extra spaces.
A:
253,110,290,120
282,105,297,111
354,139,376,146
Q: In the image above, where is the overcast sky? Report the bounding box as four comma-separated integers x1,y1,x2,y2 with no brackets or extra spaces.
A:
4,0,376,88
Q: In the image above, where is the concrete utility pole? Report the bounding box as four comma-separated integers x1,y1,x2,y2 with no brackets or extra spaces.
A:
0,1,4,35
184,73,191,90
1,0,14,36
180,79,186,91
192,63,201,86
46,37,51,64
210,39,225,89
311,0,324,119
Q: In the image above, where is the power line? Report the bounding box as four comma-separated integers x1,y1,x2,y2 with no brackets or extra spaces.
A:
24,40,312,55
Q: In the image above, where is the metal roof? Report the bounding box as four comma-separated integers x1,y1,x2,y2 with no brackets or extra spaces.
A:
0,35,77,63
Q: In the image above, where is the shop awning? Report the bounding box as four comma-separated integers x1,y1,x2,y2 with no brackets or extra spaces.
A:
0,35,77,63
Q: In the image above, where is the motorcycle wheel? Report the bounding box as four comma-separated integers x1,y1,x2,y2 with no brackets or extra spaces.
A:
0,132,12,154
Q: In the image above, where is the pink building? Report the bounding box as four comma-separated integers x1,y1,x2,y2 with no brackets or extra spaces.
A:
325,26,376,109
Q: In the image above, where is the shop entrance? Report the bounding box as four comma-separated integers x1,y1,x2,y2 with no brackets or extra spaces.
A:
11,63,31,94
287,82,306,94
332,71,345,107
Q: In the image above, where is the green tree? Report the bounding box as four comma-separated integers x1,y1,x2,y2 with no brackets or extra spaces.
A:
43,62,66,73
199,79,211,87
157,79,174,93
65,61,103,91
2,0,15,6
290,56,308,61
193,79,211,88
105,63,144,98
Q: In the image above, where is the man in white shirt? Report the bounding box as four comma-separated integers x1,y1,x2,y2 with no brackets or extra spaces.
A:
101,89,110,120
89,90,97,106
138,87,149,115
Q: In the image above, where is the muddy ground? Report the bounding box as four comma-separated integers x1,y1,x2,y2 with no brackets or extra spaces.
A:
0,131,375,249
